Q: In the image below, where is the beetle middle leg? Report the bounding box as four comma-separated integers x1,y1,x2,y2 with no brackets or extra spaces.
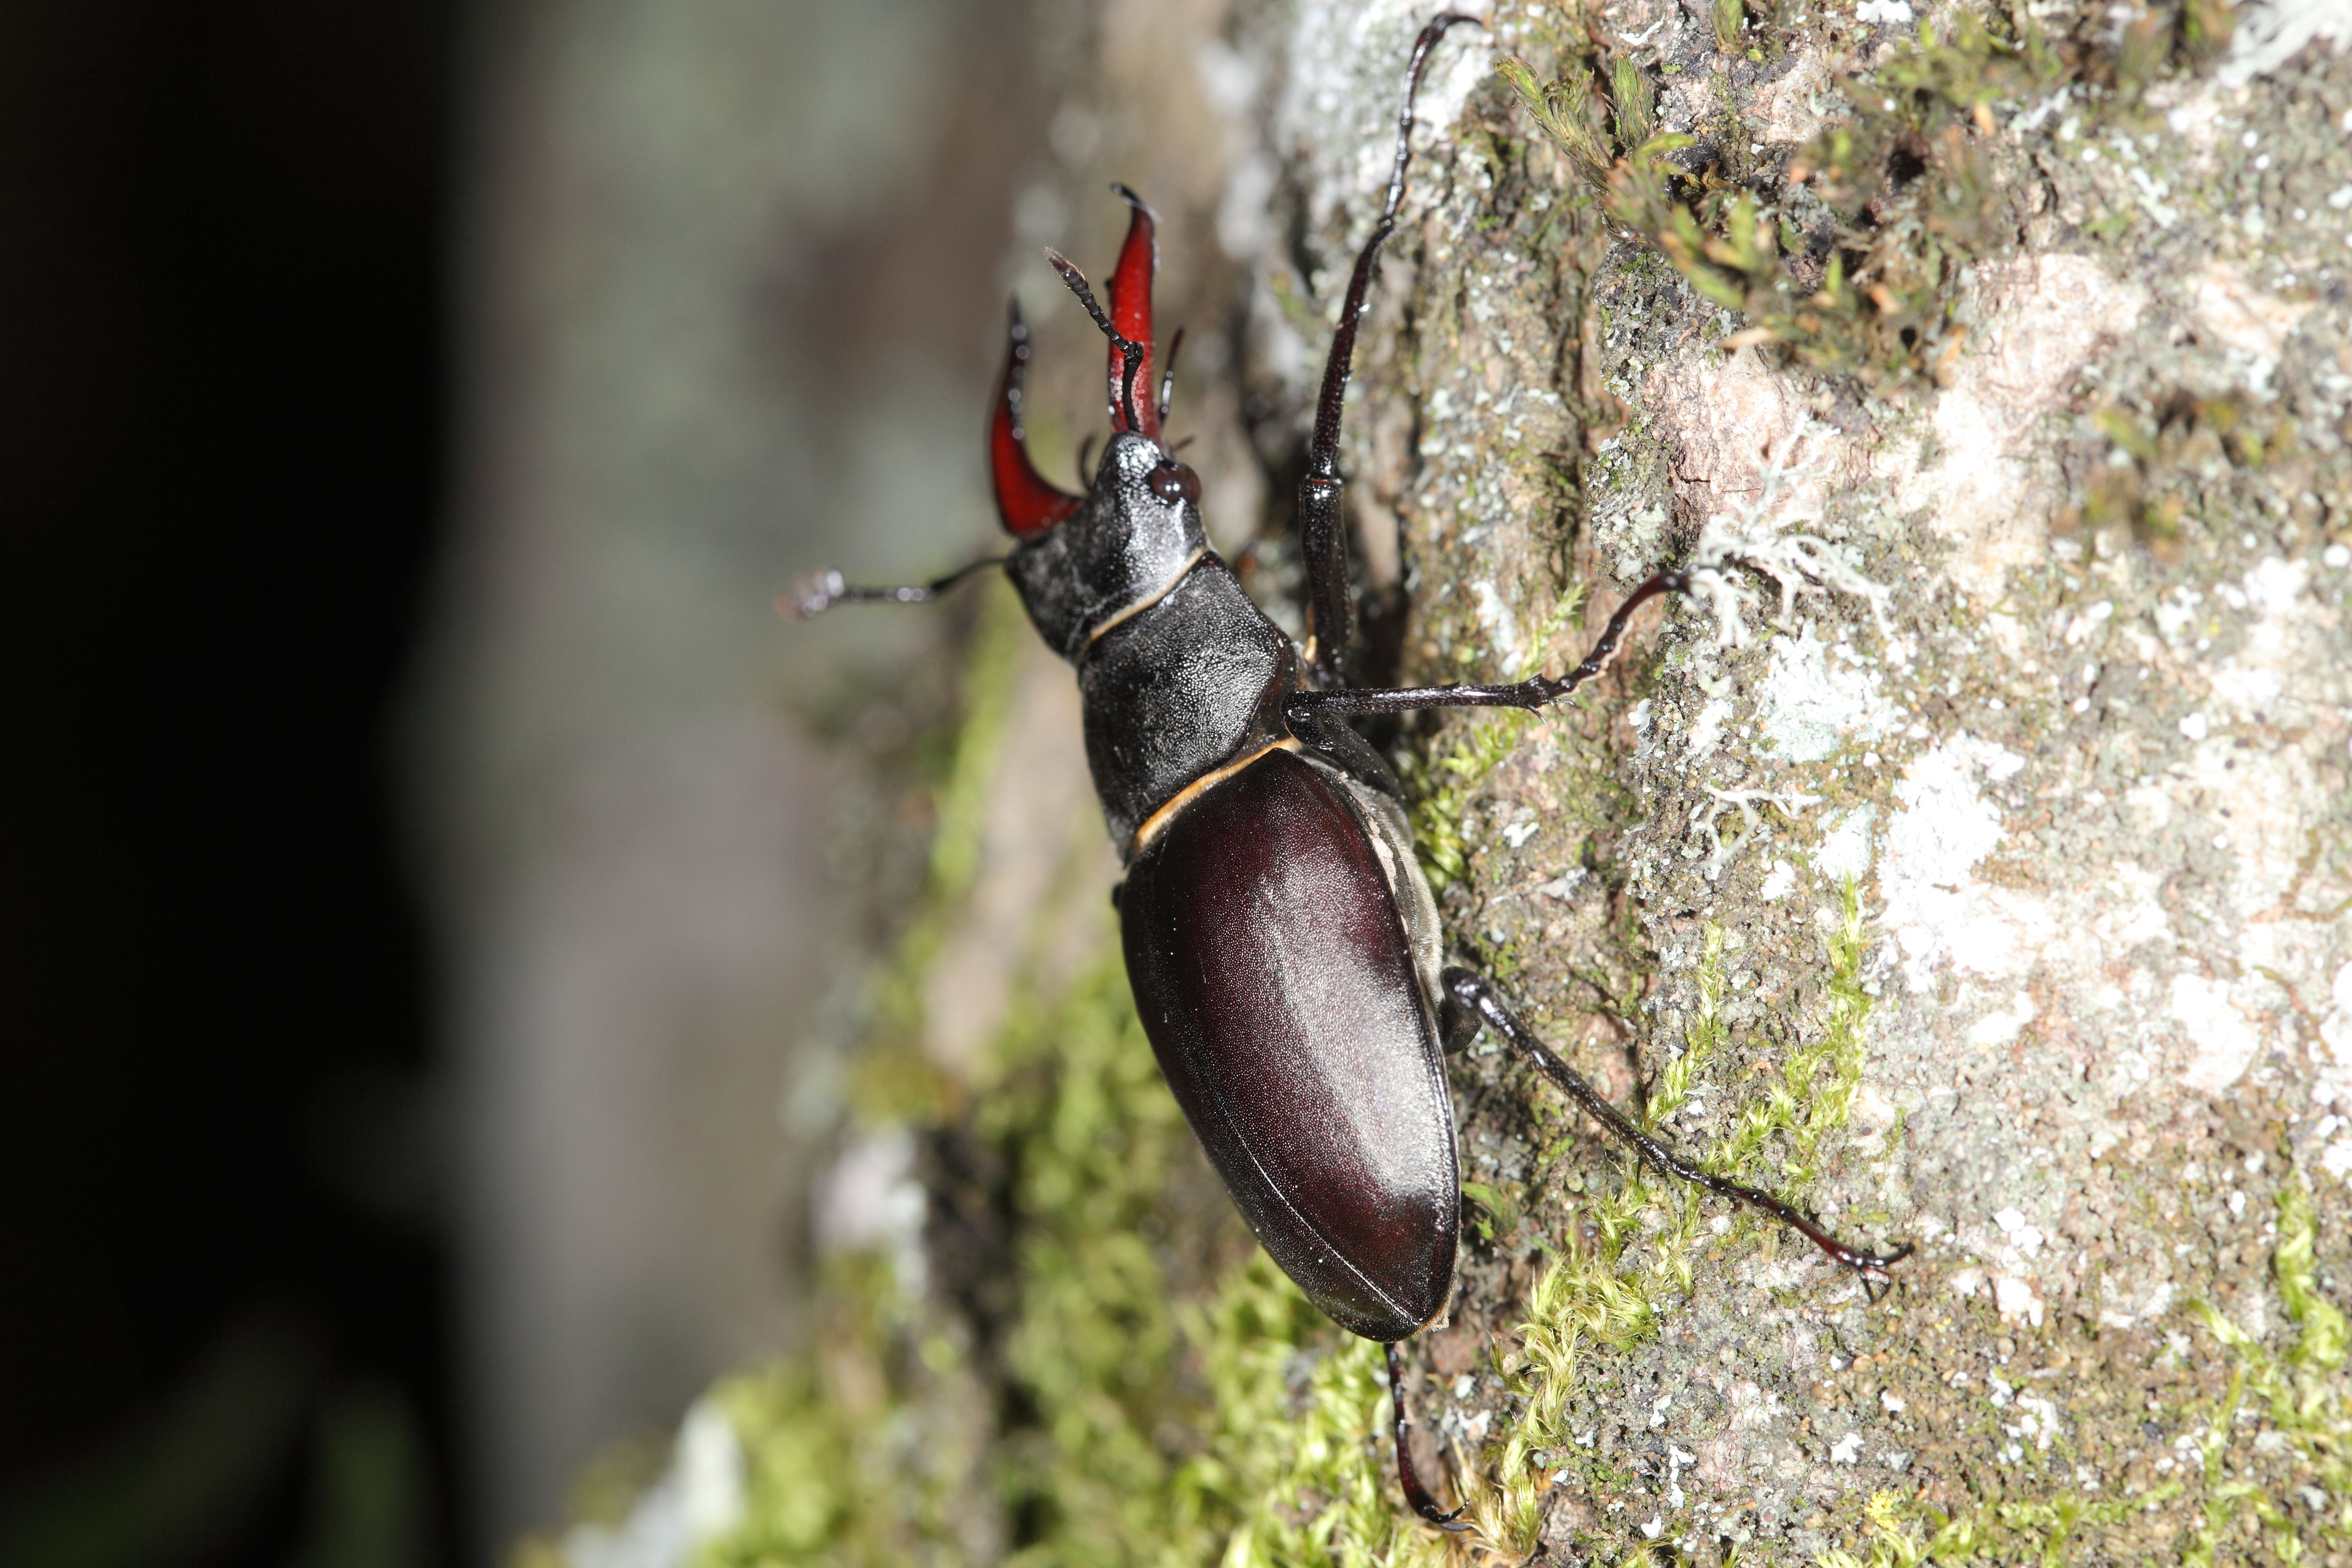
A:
1442,967,1914,1293
1282,568,1694,730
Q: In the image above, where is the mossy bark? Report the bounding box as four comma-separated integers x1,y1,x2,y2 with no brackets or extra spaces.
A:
546,3,2352,1565
1251,1,2352,1563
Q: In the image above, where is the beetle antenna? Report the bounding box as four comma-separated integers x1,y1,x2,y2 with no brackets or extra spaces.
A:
1156,326,1186,430
1075,432,1098,486
1045,247,1150,433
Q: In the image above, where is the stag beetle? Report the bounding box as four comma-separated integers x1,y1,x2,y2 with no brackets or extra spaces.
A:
787,15,1910,1528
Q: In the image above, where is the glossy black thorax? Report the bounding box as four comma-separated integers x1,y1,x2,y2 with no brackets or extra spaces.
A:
1008,431,1298,857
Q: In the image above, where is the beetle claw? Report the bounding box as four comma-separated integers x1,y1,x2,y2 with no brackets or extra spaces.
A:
778,569,846,619
1855,1240,1917,1303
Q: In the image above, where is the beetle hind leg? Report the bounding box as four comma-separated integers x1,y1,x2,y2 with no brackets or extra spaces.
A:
1442,967,1914,1292
1385,1341,1470,1532
1438,989,1480,1055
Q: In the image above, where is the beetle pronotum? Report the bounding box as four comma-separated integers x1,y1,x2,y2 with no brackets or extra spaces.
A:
786,13,1910,1527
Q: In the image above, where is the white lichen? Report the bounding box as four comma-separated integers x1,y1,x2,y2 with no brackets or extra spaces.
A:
1696,787,1821,879
564,1397,746,1568
1756,626,1898,762
1681,427,1901,655
1879,736,2039,993
2219,0,2352,87
2171,972,2267,1096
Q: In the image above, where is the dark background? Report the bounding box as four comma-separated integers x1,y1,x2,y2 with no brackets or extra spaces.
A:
3,3,466,1563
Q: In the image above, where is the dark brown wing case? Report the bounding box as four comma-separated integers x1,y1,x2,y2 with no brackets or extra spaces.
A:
1119,745,1458,1341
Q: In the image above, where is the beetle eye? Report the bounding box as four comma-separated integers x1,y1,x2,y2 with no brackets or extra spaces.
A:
1148,461,1201,505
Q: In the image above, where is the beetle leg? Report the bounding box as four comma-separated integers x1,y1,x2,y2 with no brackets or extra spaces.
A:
1385,1341,1470,1532
1442,967,1915,1295
776,555,1005,619
1296,13,1483,690
1283,570,1691,732
1438,989,1481,1055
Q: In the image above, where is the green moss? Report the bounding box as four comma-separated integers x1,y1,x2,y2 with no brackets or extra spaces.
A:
1452,891,1886,1558
1807,1175,2347,1567
1714,878,1873,1193
1498,0,2238,387
2076,392,2299,556
1813,1482,2187,1568
848,579,1032,1126
1500,14,2050,384
709,951,1243,1567
2182,1177,2352,1564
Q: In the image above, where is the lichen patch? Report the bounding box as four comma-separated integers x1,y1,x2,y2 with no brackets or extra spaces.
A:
1758,625,1898,763
2170,970,2268,1095
1880,735,2038,992
1884,254,2148,602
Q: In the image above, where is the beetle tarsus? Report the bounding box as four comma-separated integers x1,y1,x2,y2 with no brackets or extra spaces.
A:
1442,967,1914,1289
1386,1342,1471,1532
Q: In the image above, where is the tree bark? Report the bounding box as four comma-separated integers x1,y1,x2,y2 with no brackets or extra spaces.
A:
1243,0,2352,1562
542,2,2352,1564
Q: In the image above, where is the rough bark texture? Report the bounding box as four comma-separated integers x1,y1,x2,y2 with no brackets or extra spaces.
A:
1280,2,2352,1562
537,2,2352,1565
1289,0,2352,1561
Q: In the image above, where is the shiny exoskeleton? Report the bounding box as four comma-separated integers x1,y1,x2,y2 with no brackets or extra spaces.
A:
787,15,1909,1530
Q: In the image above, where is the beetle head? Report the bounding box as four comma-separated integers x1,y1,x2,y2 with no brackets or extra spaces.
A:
1006,429,1204,660
991,187,1207,659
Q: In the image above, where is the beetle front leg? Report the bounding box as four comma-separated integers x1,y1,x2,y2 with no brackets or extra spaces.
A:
1294,13,1481,688
1442,967,1914,1295
1386,1341,1470,1532
776,555,1006,619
